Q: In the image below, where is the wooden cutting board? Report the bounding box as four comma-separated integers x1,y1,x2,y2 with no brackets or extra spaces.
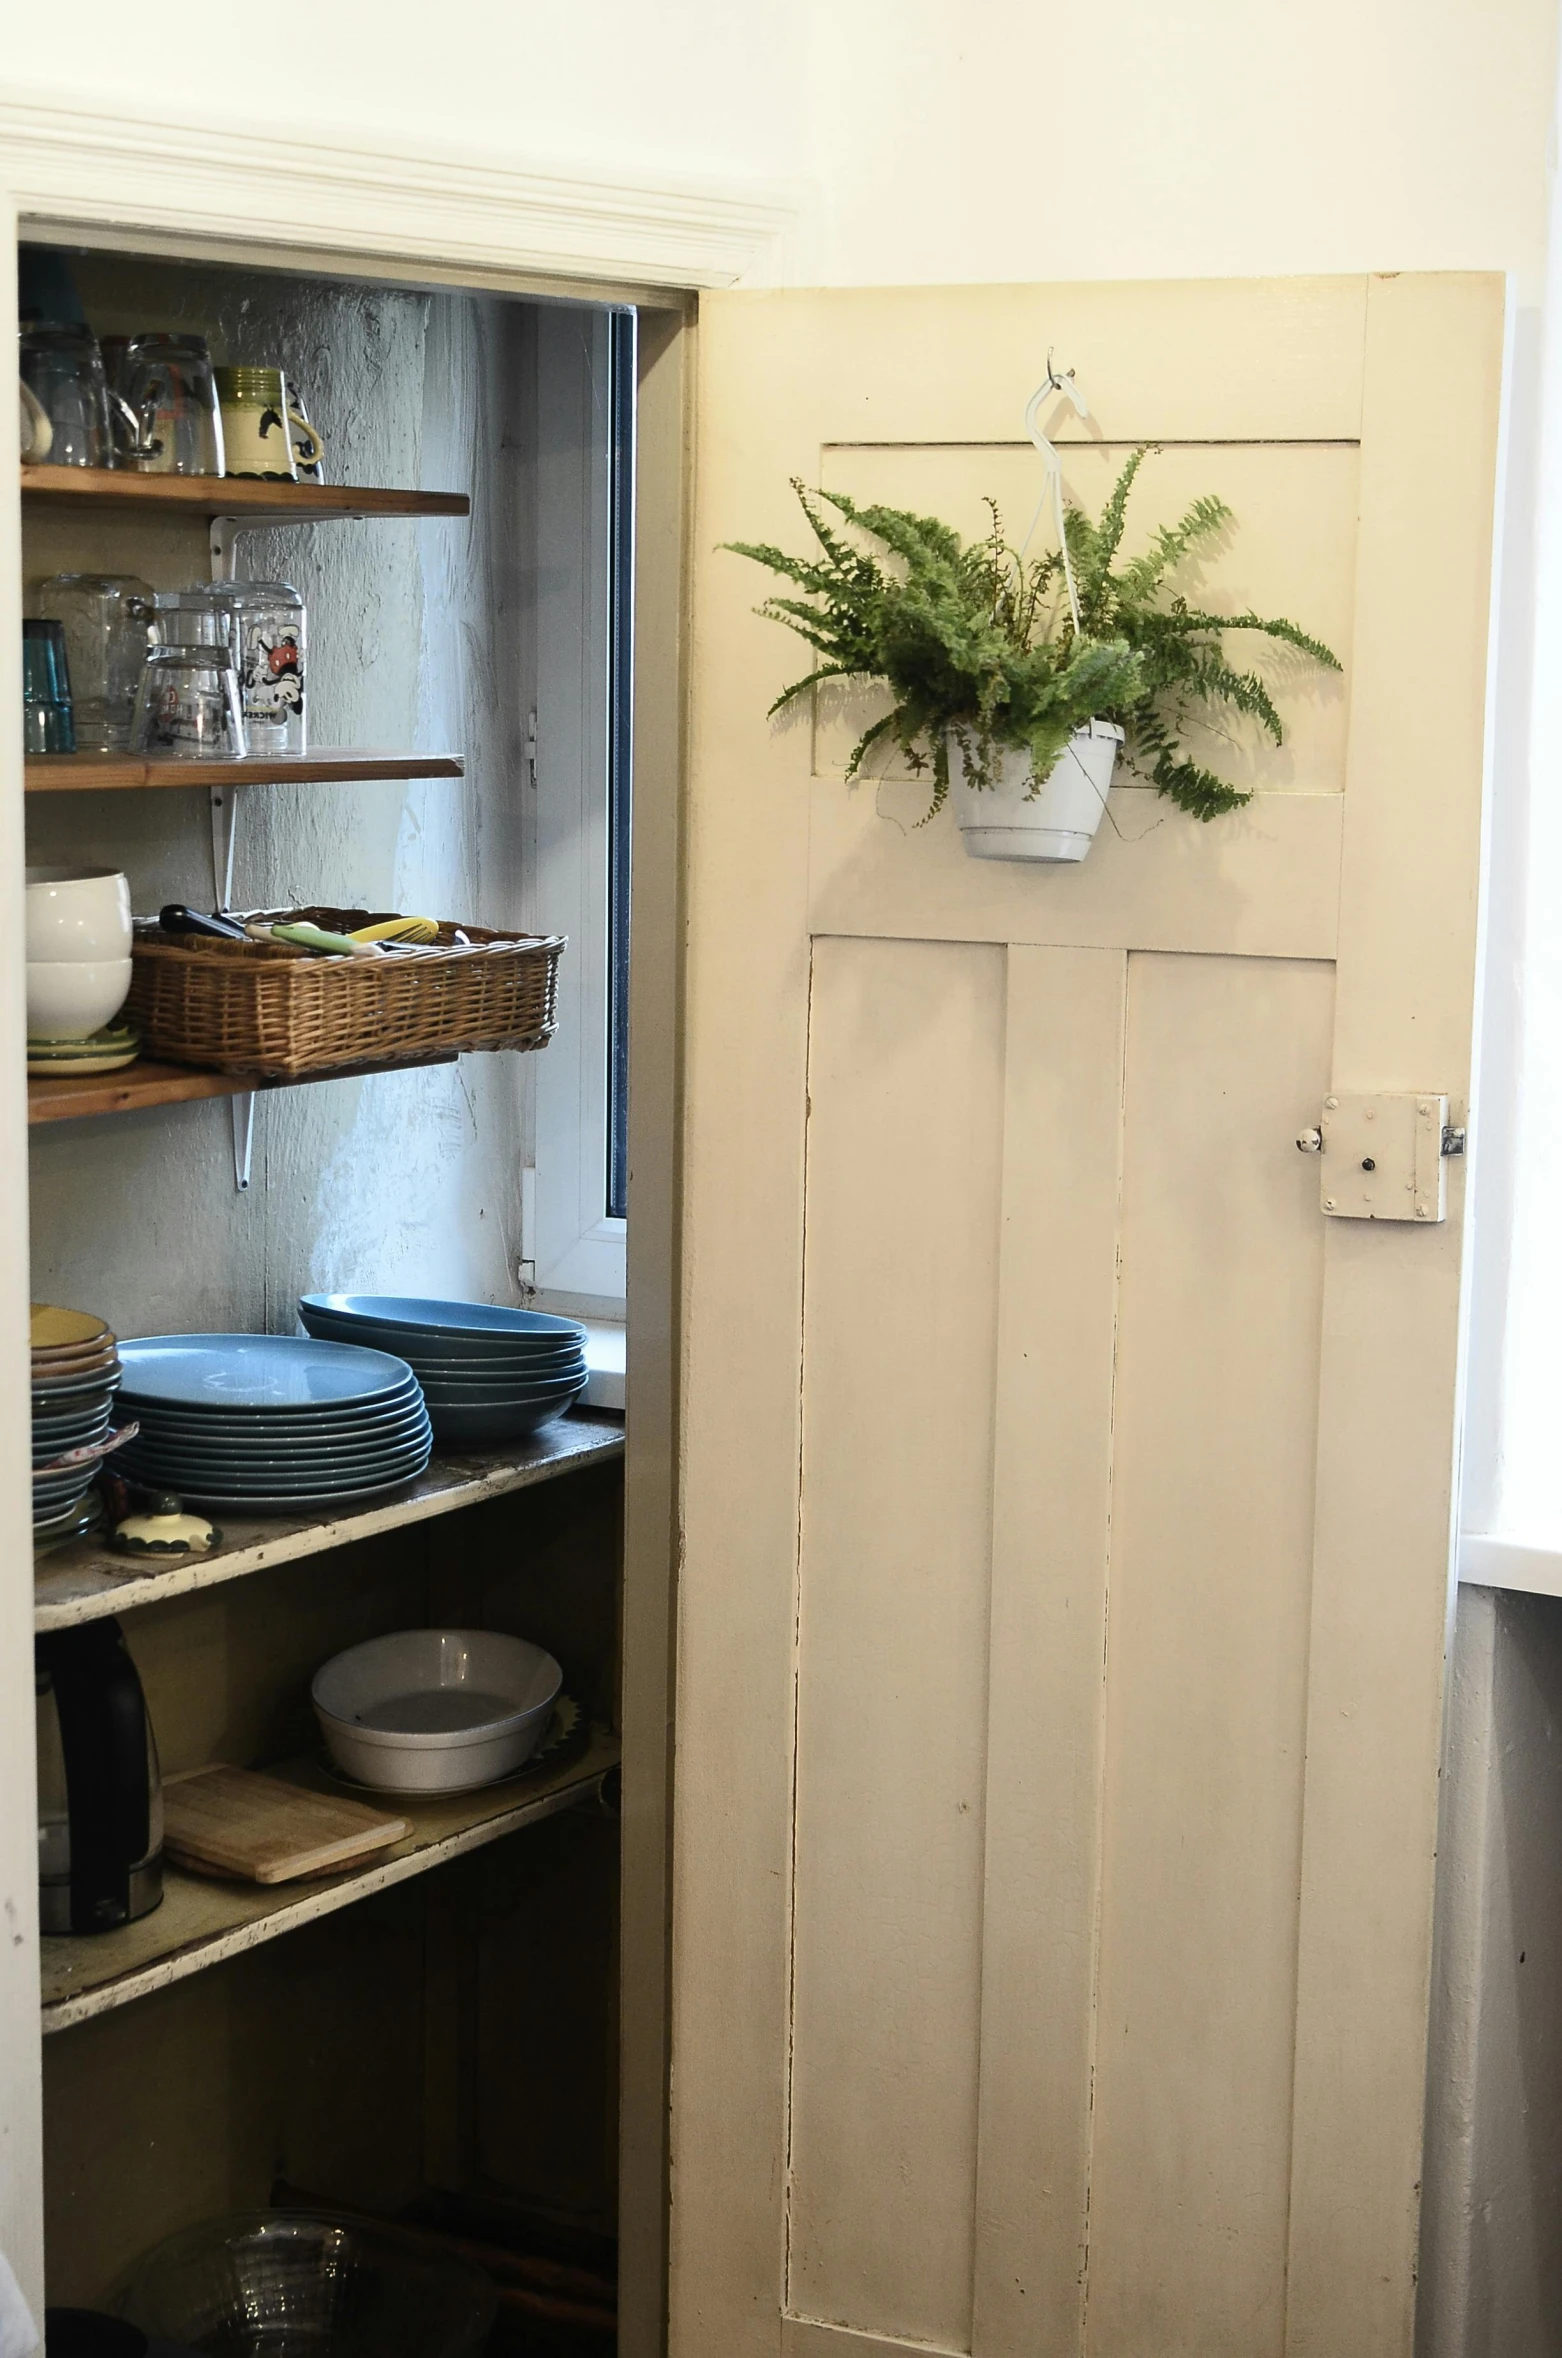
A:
163,1765,410,1884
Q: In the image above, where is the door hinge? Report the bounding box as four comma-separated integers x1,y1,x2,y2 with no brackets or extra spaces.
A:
1295,1092,1463,1222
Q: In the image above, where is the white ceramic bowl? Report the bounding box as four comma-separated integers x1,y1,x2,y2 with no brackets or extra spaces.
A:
25,867,132,963
26,957,133,1041
312,1628,563,1793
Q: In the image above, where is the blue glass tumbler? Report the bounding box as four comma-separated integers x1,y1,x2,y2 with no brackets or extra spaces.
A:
22,619,76,755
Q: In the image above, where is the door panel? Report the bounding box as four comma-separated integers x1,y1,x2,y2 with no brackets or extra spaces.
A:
1087,953,1332,2356
675,277,1505,2358
789,936,1003,2347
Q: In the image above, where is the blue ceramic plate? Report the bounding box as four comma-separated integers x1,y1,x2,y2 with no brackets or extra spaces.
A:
123,1424,434,1480
123,1425,433,1478
301,1296,586,1347
133,1396,428,1445
429,1400,579,1445
427,1381,582,1407
303,1325,586,1376
31,1369,121,1403
119,1335,413,1413
120,1427,431,1480
153,1472,429,1516
125,1388,426,1440
121,1457,431,1499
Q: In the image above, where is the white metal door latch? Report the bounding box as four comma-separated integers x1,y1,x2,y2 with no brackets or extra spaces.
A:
1294,1093,1464,1222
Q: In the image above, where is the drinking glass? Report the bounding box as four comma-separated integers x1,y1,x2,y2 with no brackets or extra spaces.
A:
20,326,113,469
208,581,307,752
151,590,229,648
131,645,246,759
33,575,155,752
22,620,75,754
118,334,225,476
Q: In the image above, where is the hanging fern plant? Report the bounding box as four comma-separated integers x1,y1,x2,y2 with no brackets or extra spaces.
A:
1056,446,1342,819
728,450,1341,822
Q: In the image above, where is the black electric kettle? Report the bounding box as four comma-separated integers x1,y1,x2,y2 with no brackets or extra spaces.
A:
36,1619,162,1935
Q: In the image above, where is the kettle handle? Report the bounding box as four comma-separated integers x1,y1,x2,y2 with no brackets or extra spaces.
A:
36,1620,153,1933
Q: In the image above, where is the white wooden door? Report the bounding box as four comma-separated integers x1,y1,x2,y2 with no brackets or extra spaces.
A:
671,277,1506,2358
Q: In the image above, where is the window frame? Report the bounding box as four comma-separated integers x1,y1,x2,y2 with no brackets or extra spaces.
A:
525,302,629,1309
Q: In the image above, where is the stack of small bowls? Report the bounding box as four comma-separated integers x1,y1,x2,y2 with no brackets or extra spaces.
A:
33,1304,123,1539
26,865,139,1077
298,1296,587,1445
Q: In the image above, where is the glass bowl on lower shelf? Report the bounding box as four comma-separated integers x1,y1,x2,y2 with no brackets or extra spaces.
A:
123,2210,496,2358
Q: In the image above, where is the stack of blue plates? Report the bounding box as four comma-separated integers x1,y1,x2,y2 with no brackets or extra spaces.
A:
297,1296,587,1446
114,1335,432,1515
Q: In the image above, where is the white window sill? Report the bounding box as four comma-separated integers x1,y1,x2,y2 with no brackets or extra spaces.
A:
579,1318,625,1414
1459,1533,1562,1601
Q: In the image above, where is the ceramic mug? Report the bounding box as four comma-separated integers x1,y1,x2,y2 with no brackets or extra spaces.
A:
25,867,133,964
213,367,325,481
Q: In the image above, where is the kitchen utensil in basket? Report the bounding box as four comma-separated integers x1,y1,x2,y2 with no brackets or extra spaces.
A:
127,908,565,1079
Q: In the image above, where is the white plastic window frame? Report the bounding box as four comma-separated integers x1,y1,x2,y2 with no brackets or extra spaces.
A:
525,304,626,1309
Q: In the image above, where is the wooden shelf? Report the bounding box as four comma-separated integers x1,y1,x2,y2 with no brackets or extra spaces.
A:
22,466,469,523
28,1049,465,1126
40,1726,619,2032
26,750,464,794
35,1416,626,1632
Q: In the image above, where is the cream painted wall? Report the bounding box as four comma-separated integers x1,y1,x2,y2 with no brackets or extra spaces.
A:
6,0,1556,290
800,0,1558,292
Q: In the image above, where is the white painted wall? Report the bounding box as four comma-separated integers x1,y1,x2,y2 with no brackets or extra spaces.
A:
5,0,1556,290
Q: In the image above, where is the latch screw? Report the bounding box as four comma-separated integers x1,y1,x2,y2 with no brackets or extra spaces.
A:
1296,1128,1323,1154
1362,1157,1376,1171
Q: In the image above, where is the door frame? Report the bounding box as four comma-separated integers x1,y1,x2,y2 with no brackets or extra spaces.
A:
0,89,736,2347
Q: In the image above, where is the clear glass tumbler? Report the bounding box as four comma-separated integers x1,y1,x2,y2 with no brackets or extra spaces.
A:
118,334,225,476
209,580,307,753
20,325,114,469
151,591,229,648
131,644,246,759
33,574,155,752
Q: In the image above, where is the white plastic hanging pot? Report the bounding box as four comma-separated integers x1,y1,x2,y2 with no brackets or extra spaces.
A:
949,720,1123,863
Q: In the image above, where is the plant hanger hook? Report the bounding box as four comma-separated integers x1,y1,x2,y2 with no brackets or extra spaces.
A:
1021,350,1089,634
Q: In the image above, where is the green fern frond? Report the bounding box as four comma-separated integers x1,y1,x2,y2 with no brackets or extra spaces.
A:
725,459,1338,824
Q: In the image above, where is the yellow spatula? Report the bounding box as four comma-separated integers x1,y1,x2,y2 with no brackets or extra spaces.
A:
348,915,439,946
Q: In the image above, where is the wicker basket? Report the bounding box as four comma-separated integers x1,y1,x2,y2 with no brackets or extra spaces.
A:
127,907,565,1080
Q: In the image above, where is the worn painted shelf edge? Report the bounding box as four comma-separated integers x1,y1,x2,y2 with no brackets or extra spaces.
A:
28,1049,463,1125
40,1728,619,2031
21,466,470,521
34,1416,626,1631
26,750,465,794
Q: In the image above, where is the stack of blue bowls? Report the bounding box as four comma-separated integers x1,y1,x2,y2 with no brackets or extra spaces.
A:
297,1296,588,1446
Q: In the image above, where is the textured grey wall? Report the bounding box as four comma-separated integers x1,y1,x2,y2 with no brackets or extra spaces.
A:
25,255,543,1342
1420,1585,1562,2357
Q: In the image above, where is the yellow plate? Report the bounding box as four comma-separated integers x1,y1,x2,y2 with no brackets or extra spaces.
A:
30,1305,109,1351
